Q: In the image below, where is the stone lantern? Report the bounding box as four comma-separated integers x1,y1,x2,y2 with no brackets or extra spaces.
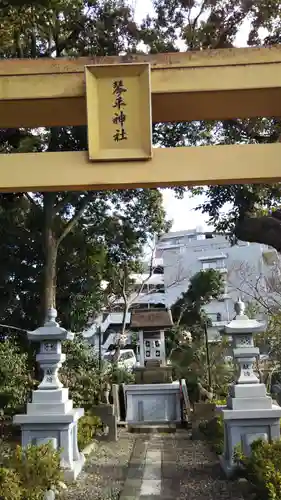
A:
14,309,84,481
220,298,281,476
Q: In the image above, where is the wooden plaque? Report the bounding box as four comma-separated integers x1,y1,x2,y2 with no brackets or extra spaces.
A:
85,63,152,161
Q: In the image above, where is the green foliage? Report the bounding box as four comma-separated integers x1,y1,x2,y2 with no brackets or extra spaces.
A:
170,337,234,397
0,467,22,500
0,0,172,335
0,335,133,429
108,365,135,385
171,269,224,334
60,336,135,410
234,439,281,500
199,415,224,455
165,324,188,357
60,336,105,409
0,188,169,333
212,398,227,406
148,1,281,251
2,443,62,499
0,340,34,417
77,414,103,450
168,269,228,396
1,0,281,343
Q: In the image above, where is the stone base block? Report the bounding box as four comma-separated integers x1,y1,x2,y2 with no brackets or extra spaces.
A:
13,408,84,482
227,395,272,410
124,382,181,424
26,400,73,415
229,383,267,399
220,405,281,477
32,388,69,403
63,453,85,482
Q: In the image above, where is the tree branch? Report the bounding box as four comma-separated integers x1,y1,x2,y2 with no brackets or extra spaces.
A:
49,17,85,57
57,193,92,246
24,193,42,211
192,0,207,32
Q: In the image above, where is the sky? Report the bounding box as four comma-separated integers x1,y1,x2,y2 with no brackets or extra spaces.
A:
128,0,254,232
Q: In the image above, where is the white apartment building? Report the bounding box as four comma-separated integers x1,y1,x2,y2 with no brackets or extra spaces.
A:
156,227,278,341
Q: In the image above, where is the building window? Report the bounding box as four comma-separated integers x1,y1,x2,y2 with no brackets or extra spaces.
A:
217,313,222,322
202,261,216,269
202,259,225,270
149,303,165,310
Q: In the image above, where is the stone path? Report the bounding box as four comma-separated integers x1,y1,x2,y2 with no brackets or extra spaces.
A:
120,430,245,500
62,429,246,500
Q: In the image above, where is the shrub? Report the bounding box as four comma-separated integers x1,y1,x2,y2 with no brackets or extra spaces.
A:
234,439,281,500
213,398,226,405
0,341,34,418
199,415,224,455
61,337,134,409
61,337,102,410
0,467,21,500
78,414,103,450
108,365,135,386
4,442,62,499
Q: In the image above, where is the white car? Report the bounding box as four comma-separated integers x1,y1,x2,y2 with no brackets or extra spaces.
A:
103,348,136,371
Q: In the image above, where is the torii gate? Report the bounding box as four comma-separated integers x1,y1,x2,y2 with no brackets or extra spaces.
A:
1,45,281,192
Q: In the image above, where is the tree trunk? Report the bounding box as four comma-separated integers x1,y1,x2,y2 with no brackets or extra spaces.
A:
121,301,129,336
42,193,58,322
113,303,129,363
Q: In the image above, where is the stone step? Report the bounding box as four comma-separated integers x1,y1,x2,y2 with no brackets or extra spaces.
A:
128,423,189,434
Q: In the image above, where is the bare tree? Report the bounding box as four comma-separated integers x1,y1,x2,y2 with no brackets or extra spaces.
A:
228,260,281,317
98,248,193,359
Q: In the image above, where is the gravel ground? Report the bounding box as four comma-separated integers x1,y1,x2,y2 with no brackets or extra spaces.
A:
161,432,246,500
62,429,135,500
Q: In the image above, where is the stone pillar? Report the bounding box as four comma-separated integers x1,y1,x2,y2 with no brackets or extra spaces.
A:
13,309,85,482
160,330,166,364
138,330,145,367
112,384,120,422
220,298,281,477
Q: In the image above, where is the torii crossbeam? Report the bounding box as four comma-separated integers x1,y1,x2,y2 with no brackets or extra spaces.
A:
1,45,281,192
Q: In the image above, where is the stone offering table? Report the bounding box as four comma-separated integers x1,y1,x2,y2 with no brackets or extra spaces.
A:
124,382,181,425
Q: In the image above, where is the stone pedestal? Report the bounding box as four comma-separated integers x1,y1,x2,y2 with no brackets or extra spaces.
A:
124,382,181,424
14,309,84,482
219,299,281,477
